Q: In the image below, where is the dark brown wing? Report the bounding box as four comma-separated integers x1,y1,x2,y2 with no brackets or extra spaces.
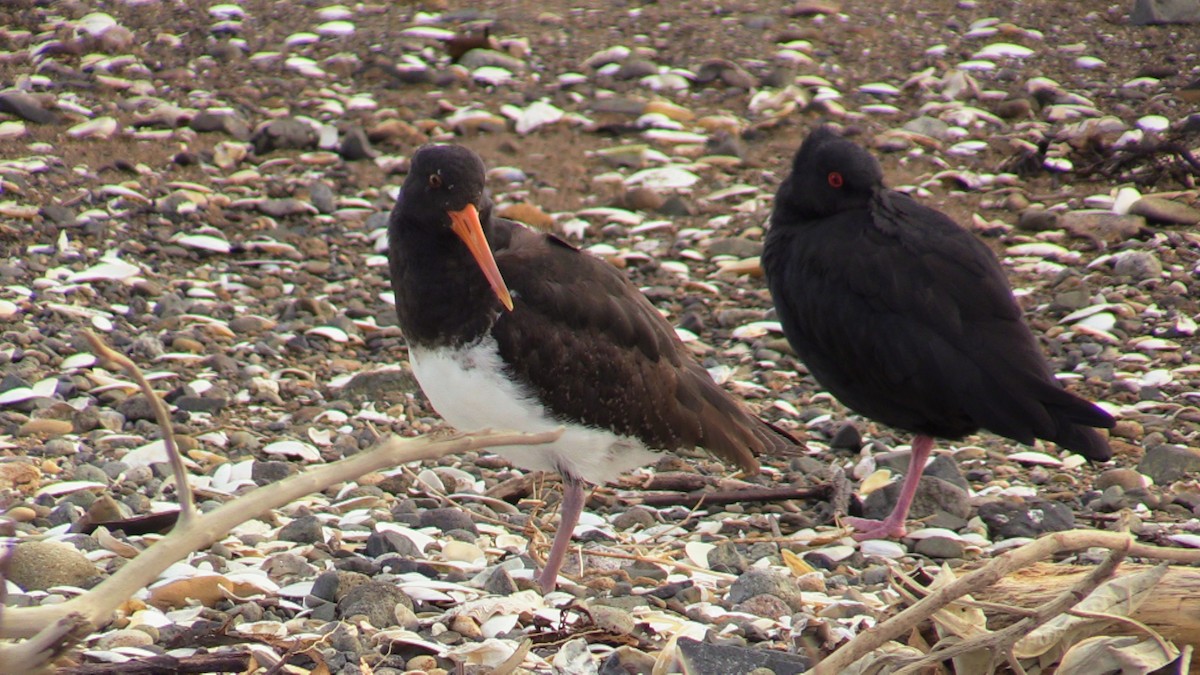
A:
489,220,795,472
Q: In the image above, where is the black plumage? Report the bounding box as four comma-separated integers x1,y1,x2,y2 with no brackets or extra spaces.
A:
389,144,798,589
762,126,1114,539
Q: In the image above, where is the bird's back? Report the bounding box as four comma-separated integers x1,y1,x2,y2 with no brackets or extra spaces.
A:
764,190,1112,460
490,218,797,471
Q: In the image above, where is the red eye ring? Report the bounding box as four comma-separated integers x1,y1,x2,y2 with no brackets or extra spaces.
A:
827,171,844,188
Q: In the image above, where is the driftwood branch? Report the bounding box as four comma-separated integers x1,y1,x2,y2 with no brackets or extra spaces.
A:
813,529,1200,675
977,562,1200,653
0,428,560,643
82,330,197,526
891,542,1128,675
625,484,830,508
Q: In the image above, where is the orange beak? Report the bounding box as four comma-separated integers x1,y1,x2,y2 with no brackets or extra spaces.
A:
448,204,514,312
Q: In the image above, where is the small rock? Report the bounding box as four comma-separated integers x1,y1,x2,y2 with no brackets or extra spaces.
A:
339,126,376,161
1137,444,1200,484
677,637,810,675
191,111,251,139
727,569,805,612
902,116,951,139
863,475,972,520
278,515,325,544
8,541,96,590
252,460,297,485
1111,250,1162,280
116,395,157,423
706,541,747,574
1129,196,1200,225
336,581,414,628
707,237,762,258
482,567,518,595
977,498,1074,539
732,593,792,618
251,118,318,155
589,604,635,635
1132,0,1200,25
829,423,862,451
914,536,965,559
1017,209,1060,232
95,629,154,650
420,508,479,535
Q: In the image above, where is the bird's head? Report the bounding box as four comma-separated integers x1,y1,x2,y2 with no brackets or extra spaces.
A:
775,125,884,221
397,145,514,311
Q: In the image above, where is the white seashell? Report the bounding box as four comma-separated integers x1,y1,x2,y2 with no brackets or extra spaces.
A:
0,377,58,405
861,104,901,116
859,82,900,96
472,66,513,86
316,5,353,20
814,545,856,562
35,480,105,497
306,326,349,343
316,20,354,37
1008,451,1063,467
1141,369,1172,387
1112,186,1142,215
0,121,25,139
643,129,708,144
624,166,699,189
285,56,325,78
0,299,19,319
502,100,564,135
684,541,715,568
1074,56,1105,69
284,32,319,47
859,469,893,495
481,613,520,638
1074,312,1116,332
262,440,321,462
399,25,455,40
77,12,119,36
860,539,907,558
1136,115,1170,133
956,60,996,71
208,4,244,20
68,117,119,139
730,321,782,340
905,528,963,541
1168,533,1200,548
583,45,630,68
947,140,988,156
1043,157,1073,172
172,234,231,253
61,353,97,370
1006,242,1077,262
67,258,141,283
973,43,1034,60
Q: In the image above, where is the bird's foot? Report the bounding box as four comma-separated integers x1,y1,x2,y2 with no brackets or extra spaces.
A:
842,515,908,541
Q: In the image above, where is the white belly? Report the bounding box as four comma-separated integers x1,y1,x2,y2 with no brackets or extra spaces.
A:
408,337,661,485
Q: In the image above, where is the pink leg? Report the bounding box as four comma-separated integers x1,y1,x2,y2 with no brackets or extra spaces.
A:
843,435,935,540
537,478,586,593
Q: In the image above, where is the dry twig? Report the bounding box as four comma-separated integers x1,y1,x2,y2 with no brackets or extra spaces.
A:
0,333,561,666
813,529,1200,675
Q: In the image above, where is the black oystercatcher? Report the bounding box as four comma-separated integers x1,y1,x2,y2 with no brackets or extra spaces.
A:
762,126,1114,540
389,144,798,590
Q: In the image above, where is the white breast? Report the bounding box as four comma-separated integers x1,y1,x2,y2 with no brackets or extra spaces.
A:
408,337,661,486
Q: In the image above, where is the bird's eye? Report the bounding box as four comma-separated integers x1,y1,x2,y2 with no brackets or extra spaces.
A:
827,171,844,188
428,173,443,189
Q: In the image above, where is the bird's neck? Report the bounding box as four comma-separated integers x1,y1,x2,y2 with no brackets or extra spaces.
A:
389,222,502,348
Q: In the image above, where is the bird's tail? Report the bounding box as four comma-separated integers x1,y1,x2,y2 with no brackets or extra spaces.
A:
1048,390,1115,461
